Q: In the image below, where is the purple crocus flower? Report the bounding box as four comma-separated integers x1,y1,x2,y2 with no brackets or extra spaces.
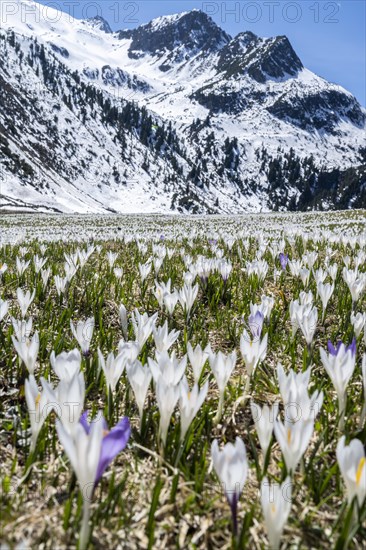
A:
248,311,264,339
279,253,288,270
327,338,356,357
80,411,131,484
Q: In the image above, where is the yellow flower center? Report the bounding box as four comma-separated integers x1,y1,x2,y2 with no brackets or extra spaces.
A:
35,393,41,408
103,429,110,438
271,504,276,514
287,428,292,444
356,457,365,486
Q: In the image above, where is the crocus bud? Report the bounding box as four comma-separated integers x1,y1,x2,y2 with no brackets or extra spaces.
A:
336,436,366,507
211,437,248,535
251,401,279,457
50,349,81,382
70,317,94,356
261,477,292,550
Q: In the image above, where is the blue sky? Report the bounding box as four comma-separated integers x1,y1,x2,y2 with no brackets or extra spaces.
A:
36,0,365,105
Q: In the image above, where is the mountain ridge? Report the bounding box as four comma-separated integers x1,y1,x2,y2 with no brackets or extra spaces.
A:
0,1,365,213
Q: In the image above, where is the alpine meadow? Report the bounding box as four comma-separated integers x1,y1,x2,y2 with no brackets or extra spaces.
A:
0,212,365,549
0,1,366,550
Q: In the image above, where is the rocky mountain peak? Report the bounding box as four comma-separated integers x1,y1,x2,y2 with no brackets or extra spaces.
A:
218,32,303,82
0,4,365,214
84,16,112,34
236,31,258,47
118,10,231,61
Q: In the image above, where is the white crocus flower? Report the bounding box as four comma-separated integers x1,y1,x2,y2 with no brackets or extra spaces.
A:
328,263,338,282
154,280,171,308
113,267,123,279
98,349,125,394
56,415,104,550
16,258,30,276
179,282,199,321
54,275,68,296
209,349,236,423
64,261,78,282
0,298,8,322
289,299,306,338
299,267,310,287
320,341,356,429
211,437,248,533
11,317,33,341
153,257,164,276
286,385,323,424
25,375,50,452
148,351,186,386
251,401,279,456
313,267,327,287
304,251,318,270
187,342,209,383
119,303,129,340
336,436,366,507
131,310,158,351
70,317,94,355
163,290,179,316
218,260,232,281
12,332,39,374
277,363,311,403
246,259,268,282
349,278,365,304
343,255,351,269
138,261,152,282
156,377,180,447
342,266,357,287
288,259,302,277
277,364,323,422
240,329,268,378
0,262,8,277
126,359,152,422
16,288,35,318
64,252,79,272
41,267,51,288
296,305,317,347
299,290,313,306
360,354,366,426
152,321,180,353
351,312,366,338
33,255,47,274
50,349,81,382
261,477,292,550
107,251,118,268
183,270,194,285
317,282,334,321
179,377,208,442
118,340,140,363
260,295,275,319
274,417,314,474
78,247,94,268
42,372,85,434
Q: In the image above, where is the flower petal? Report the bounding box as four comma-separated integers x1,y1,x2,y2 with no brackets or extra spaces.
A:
95,417,131,483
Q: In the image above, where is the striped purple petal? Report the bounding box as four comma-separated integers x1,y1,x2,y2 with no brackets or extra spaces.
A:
95,417,131,484
279,253,288,270
79,412,131,485
327,338,356,357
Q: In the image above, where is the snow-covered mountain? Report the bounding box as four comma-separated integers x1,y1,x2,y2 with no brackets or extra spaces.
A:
0,0,365,213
